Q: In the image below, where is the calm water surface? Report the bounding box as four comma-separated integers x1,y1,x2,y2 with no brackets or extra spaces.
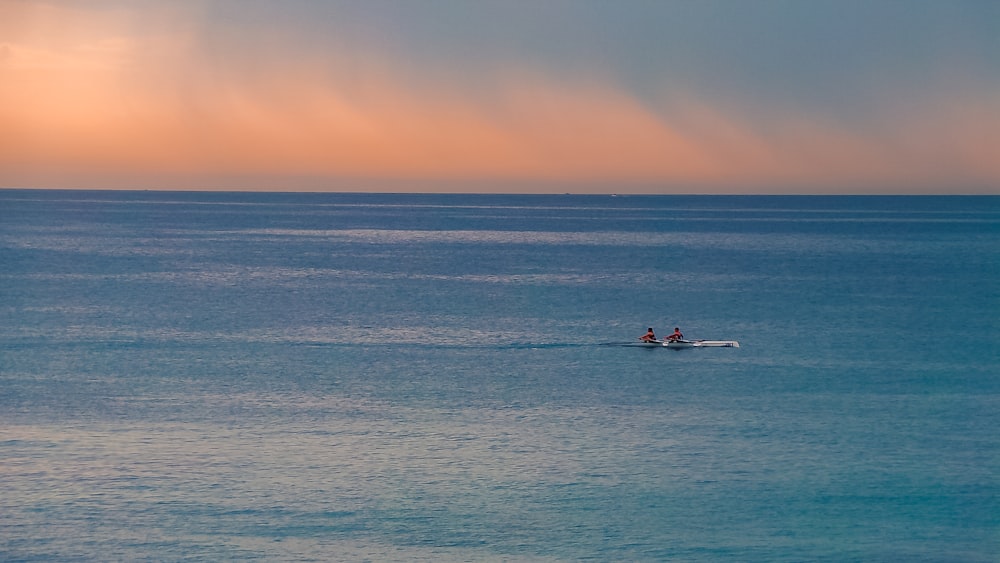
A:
2,191,998,561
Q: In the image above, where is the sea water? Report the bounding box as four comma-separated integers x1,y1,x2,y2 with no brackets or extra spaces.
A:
1,190,997,561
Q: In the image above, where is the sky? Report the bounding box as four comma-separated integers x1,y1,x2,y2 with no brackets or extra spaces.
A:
2,0,999,194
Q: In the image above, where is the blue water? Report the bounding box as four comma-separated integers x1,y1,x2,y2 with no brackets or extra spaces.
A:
2,190,998,561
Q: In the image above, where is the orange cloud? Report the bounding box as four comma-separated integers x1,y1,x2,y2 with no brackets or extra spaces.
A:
0,41,714,186
1,2,998,193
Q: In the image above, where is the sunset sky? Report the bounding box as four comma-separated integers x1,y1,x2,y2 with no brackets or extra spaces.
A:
2,0,999,193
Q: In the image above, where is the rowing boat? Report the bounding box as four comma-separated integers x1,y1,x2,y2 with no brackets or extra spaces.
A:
663,339,740,348
626,339,740,348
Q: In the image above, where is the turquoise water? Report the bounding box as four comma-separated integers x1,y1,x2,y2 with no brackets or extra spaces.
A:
2,190,998,561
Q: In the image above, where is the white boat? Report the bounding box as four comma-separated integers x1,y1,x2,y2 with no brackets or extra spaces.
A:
627,339,740,348
663,339,740,349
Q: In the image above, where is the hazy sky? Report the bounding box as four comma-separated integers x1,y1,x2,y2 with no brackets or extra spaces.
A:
2,0,999,193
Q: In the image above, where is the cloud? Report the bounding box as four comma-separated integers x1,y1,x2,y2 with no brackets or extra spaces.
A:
1,1,998,193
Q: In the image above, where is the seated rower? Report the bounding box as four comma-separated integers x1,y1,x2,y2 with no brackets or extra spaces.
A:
639,328,657,342
666,327,684,341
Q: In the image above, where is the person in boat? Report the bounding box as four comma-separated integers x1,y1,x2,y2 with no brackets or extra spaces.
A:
666,327,684,341
640,328,657,342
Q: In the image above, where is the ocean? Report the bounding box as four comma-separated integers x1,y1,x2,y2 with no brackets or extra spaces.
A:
1,190,998,561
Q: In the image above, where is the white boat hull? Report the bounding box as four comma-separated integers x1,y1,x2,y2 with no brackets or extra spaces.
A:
663,339,740,349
